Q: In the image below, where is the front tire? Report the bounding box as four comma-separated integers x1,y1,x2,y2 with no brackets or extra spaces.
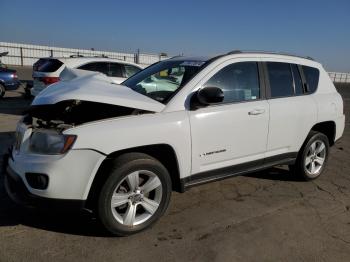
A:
290,131,329,180
97,153,172,236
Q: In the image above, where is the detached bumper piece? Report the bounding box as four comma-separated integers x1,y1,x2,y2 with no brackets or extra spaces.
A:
4,163,85,210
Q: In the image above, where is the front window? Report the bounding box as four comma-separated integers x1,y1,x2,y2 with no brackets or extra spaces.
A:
123,59,207,103
204,62,260,103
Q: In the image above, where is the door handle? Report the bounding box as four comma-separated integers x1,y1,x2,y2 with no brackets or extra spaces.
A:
248,109,265,115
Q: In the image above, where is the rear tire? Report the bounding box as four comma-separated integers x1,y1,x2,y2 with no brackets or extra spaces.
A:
290,131,329,180
97,153,172,236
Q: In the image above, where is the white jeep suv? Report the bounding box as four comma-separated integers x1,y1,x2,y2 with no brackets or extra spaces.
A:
4,51,345,236
30,56,143,96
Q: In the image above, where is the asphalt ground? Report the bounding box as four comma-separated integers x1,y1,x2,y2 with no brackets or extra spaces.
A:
0,67,349,261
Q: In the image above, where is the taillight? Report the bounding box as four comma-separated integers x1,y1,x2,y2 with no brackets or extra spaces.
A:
40,77,60,85
10,73,18,78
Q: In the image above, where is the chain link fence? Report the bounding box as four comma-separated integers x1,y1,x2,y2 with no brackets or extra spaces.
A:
0,42,168,67
1,42,349,84
328,72,350,83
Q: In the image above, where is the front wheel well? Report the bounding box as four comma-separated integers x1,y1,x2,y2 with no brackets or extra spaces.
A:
310,121,336,146
85,144,181,210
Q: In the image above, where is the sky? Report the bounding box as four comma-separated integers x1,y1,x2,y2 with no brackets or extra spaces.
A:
0,0,349,72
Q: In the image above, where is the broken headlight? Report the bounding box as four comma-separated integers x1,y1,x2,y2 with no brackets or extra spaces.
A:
29,130,76,154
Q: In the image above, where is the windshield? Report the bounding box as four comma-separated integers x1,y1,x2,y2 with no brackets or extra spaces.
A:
123,59,207,104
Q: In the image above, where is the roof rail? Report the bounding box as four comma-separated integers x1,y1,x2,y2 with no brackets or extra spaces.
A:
226,50,314,61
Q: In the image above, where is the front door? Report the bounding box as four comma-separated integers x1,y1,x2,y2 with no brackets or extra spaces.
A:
189,61,269,175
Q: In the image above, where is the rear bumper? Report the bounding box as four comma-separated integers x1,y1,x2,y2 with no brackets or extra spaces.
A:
3,153,86,210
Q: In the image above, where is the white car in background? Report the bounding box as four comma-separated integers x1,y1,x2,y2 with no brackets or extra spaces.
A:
30,56,143,96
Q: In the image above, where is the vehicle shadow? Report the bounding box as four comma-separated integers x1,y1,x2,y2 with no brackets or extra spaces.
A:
244,166,303,182
0,175,110,237
0,164,301,238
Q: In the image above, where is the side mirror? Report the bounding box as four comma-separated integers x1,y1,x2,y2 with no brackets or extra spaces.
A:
197,86,224,105
190,86,224,110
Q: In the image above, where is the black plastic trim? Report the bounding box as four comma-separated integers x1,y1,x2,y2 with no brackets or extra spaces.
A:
180,152,297,191
257,62,267,99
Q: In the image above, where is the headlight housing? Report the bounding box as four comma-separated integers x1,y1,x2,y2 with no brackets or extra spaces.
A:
29,130,76,155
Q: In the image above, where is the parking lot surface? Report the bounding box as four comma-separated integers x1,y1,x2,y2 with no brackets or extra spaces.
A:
0,81,349,262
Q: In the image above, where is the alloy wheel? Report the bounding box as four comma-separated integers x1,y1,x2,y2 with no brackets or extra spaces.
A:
110,170,163,226
304,140,327,177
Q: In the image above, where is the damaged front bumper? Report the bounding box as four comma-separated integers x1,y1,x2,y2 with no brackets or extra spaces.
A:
5,133,106,204
4,160,86,210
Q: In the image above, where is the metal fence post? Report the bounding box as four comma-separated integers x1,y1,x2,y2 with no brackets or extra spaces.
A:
135,49,140,64
20,47,24,66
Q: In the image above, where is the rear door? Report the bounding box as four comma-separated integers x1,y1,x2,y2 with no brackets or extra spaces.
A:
264,61,317,157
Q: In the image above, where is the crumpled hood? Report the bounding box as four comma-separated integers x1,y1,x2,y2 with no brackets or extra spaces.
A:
32,68,165,113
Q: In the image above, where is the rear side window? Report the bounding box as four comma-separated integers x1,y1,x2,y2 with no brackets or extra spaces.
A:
123,65,141,78
291,64,303,95
204,62,260,103
78,62,109,76
109,63,123,77
267,62,294,98
33,59,63,73
302,66,320,93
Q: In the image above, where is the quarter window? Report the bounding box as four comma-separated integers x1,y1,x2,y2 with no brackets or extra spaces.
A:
267,62,294,98
302,66,320,93
204,62,260,103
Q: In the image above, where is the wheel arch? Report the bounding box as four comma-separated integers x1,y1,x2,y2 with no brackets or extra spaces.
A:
310,121,336,146
85,144,182,210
